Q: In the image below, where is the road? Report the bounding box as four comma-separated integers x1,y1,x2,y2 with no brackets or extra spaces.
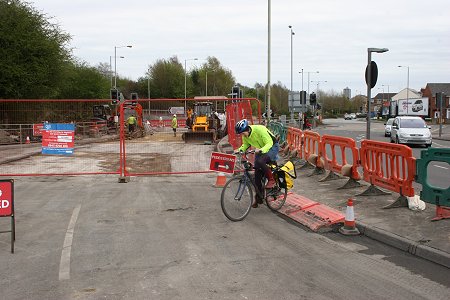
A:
315,118,450,189
0,175,449,299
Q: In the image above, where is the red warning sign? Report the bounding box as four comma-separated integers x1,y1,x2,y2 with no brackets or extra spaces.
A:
209,152,236,174
0,180,13,217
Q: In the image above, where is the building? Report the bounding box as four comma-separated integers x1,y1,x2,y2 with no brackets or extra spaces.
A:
372,92,397,117
343,87,351,99
420,83,450,123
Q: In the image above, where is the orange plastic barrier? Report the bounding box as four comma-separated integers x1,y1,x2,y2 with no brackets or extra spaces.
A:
321,134,360,179
286,127,303,159
303,131,321,161
226,99,260,149
360,140,416,197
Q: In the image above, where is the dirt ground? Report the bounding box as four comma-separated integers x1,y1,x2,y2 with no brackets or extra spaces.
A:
74,151,171,173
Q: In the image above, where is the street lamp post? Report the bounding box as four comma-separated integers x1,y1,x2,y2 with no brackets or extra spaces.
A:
110,55,124,88
184,58,198,116
366,47,389,140
114,45,132,88
306,71,319,96
288,25,295,120
382,84,390,117
398,65,410,115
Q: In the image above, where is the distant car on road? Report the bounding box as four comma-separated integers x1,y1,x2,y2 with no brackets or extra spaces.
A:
344,113,351,120
384,118,395,137
350,113,356,119
390,116,432,147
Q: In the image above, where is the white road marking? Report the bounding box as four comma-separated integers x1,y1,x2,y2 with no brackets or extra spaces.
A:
432,142,444,147
59,204,81,281
433,165,449,170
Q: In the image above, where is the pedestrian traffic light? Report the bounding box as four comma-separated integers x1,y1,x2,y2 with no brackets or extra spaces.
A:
110,89,119,105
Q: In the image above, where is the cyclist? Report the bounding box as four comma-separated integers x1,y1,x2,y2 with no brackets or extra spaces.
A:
235,119,279,208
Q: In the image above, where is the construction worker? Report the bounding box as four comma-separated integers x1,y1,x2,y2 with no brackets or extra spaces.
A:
234,119,279,208
171,114,178,137
127,115,137,133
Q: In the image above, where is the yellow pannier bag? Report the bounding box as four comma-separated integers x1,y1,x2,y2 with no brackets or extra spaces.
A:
276,160,297,190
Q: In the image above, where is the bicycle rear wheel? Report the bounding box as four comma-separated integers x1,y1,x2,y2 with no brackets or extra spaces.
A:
221,176,253,221
265,184,287,211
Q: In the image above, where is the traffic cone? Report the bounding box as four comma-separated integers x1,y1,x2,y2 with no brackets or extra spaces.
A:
213,172,227,188
25,136,30,144
339,198,360,235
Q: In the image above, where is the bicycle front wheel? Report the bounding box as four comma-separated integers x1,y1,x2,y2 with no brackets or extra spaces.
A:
221,176,253,222
265,185,287,211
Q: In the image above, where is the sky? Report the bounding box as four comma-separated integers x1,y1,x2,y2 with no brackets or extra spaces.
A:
30,0,450,97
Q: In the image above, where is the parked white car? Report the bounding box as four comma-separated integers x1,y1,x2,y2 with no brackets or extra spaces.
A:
390,116,432,147
344,113,351,120
384,118,395,137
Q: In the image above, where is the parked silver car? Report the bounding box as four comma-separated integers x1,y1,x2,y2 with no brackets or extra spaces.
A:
390,116,432,147
384,118,395,137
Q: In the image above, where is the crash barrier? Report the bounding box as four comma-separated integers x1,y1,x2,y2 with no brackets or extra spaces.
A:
359,140,416,208
303,131,321,162
267,122,287,144
320,135,361,186
272,123,419,207
416,148,450,221
0,98,260,177
286,127,303,159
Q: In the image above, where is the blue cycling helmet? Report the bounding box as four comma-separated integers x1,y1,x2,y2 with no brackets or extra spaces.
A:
235,119,249,134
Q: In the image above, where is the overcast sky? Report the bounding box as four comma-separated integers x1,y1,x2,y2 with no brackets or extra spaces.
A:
30,0,449,97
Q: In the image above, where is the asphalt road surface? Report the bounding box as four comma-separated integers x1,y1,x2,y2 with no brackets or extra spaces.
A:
0,175,448,299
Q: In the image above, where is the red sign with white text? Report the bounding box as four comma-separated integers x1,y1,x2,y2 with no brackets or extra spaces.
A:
0,180,13,217
209,152,236,174
41,130,75,148
33,123,44,136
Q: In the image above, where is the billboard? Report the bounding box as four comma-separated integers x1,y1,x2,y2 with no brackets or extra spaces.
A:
398,97,428,116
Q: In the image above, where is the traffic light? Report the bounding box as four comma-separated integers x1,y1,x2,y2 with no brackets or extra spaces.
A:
300,91,307,105
310,92,316,105
110,89,119,105
231,86,240,99
131,93,138,100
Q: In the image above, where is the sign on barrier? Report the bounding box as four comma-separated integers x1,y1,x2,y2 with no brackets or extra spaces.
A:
42,123,75,155
209,152,236,174
0,179,15,253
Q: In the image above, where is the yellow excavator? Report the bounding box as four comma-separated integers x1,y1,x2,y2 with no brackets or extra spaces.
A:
182,102,224,143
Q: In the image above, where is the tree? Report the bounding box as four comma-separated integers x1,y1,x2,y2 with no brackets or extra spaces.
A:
0,0,72,98
148,56,184,98
57,60,110,99
196,56,235,97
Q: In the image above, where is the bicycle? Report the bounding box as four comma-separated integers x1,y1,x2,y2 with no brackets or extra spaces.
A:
220,150,288,222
